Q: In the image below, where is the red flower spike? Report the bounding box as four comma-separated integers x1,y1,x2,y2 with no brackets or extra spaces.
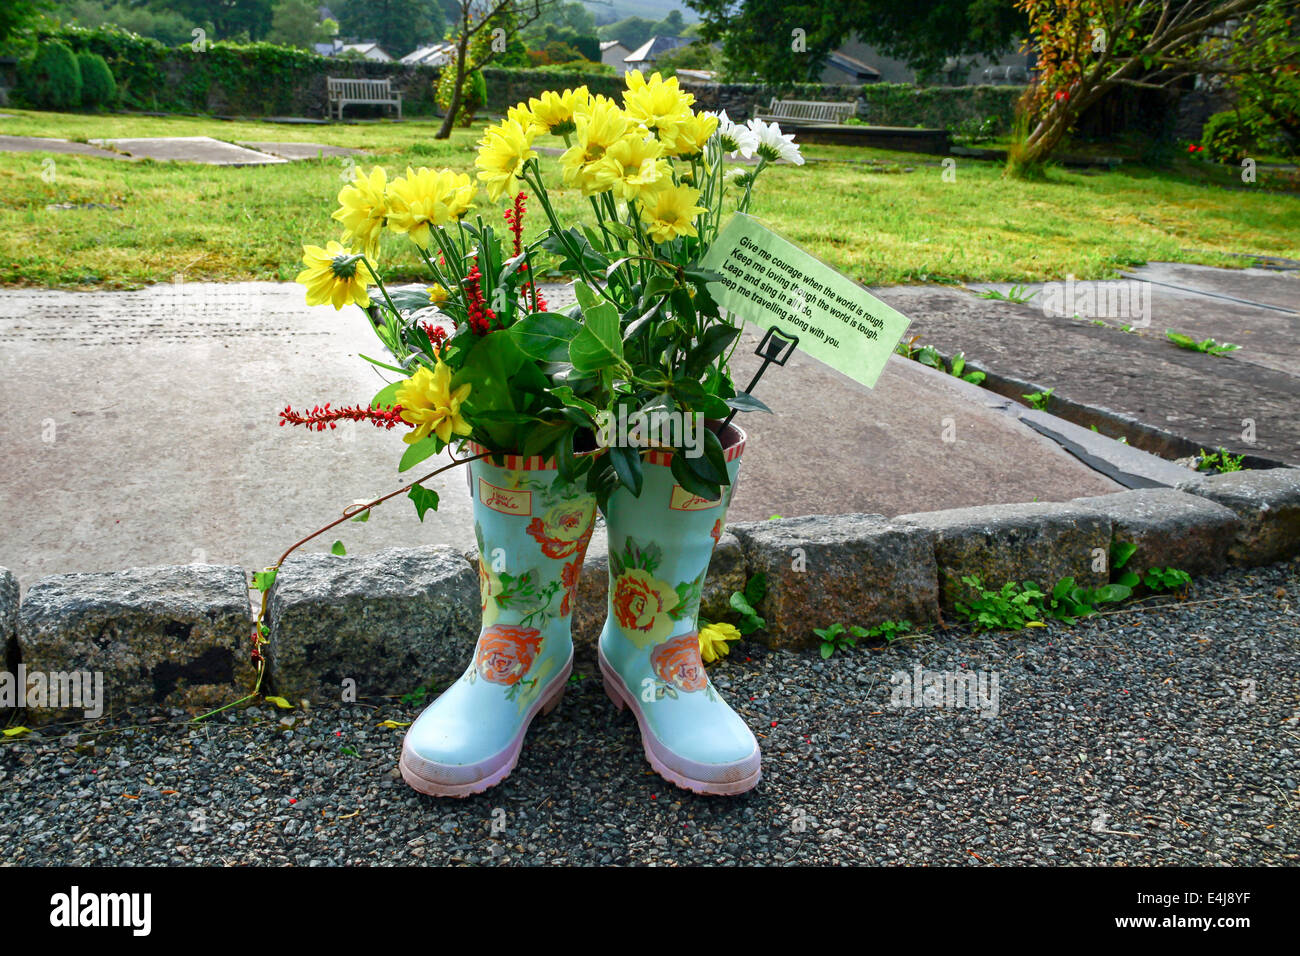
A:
463,261,496,335
420,322,448,351
279,403,410,431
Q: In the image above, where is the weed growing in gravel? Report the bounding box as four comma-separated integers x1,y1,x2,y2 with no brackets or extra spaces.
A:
1197,447,1246,473
728,573,768,634
978,284,1038,304
814,620,915,658
894,335,986,384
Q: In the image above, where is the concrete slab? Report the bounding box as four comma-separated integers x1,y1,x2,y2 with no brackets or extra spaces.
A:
235,141,364,161
1125,261,1299,312
881,283,1300,466
0,282,1124,591
87,136,287,165
0,134,128,160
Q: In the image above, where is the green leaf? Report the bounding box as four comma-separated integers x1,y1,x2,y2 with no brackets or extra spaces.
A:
820,643,834,659
725,392,772,414
265,696,294,710
1111,540,1138,570
511,312,581,362
371,379,402,410
670,448,721,502
408,483,440,522
3,726,31,737
569,286,624,372
609,445,643,498
744,572,767,607
331,540,347,556
398,435,440,473
1116,570,1141,588
251,568,278,593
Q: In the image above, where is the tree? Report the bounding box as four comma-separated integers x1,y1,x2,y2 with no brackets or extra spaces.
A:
336,0,446,54
684,0,1025,81
1009,0,1281,172
434,0,563,140
1,1,52,44
61,1,195,46
266,0,332,47
149,0,275,42
598,16,658,49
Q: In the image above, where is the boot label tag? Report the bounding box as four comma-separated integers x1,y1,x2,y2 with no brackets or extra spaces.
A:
670,485,722,511
478,479,532,516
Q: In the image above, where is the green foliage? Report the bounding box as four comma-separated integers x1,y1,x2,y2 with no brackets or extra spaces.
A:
954,573,1135,631
728,573,767,634
266,0,336,50
1166,329,1240,355
1196,448,1245,474
1,1,51,44
978,283,1037,304
1201,108,1264,164
76,50,116,106
58,0,195,47
894,336,985,384
813,623,855,658
337,0,445,56
1140,567,1192,592
20,39,83,109
1021,388,1053,411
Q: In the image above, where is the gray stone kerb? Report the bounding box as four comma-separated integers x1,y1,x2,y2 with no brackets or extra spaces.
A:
3,468,1297,717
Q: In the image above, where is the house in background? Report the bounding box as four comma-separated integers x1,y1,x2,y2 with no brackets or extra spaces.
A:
623,36,689,73
824,37,1033,86
401,41,457,67
600,40,631,75
313,38,393,61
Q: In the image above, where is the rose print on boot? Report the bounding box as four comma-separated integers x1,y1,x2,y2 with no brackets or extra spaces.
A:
474,625,543,685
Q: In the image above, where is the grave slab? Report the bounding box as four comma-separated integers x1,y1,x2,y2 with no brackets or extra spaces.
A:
87,136,286,165
0,134,128,160
235,141,364,161
0,281,1132,591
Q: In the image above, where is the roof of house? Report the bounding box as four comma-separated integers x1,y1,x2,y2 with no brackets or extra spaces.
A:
624,35,689,64
600,40,628,52
825,50,881,80
400,41,456,66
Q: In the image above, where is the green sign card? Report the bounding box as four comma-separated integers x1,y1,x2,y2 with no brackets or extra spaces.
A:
700,213,912,389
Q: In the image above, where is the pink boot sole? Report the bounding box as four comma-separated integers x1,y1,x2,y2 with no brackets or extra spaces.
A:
599,647,761,796
399,652,571,798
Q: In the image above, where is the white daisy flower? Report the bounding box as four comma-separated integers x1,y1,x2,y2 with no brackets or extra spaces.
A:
713,110,759,159
746,117,805,165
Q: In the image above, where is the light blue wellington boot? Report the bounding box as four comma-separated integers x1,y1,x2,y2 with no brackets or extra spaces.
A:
400,446,597,797
598,423,761,795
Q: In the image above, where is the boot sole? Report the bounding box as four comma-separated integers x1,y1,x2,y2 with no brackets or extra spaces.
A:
599,646,761,796
399,648,572,798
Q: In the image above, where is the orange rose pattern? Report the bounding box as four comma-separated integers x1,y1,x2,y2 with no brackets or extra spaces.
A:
650,633,708,693
475,625,543,685
710,519,722,548
612,569,679,646
560,555,583,616
527,499,596,559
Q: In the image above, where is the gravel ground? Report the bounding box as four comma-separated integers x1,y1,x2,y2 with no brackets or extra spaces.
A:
2,560,1297,867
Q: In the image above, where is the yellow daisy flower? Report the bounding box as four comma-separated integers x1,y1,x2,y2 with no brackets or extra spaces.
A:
527,86,589,136
699,622,742,664
331,165,388,259
559,94,630,196
386,166,475,249
622,70,694,139
638,183,707,243
663,110,719,158
296,240,373,310
427,283,449,306
475,119,539,202
507,102,544,137
395,359,473,445
598,133,670,202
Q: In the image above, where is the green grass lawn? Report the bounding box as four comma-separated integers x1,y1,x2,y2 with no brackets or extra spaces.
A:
2,108,1297,288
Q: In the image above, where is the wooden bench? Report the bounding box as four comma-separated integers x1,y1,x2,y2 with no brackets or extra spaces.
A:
753,98,856,125
327,77,402,121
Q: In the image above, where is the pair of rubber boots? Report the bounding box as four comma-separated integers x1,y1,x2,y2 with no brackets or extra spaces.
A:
399,428,759,797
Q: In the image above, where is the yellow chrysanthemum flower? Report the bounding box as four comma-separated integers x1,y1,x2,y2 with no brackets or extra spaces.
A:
386,166,475,249
699,622,742,664
331,165,388,259
595,132,670,202
527,86,589,136
663,110,719,158
560,94,631,196
507,102,544,137
427,283,449,306
622,70,694,139
475,119,538,202
296,240,374,310
638,183,706,243
395,359,472,445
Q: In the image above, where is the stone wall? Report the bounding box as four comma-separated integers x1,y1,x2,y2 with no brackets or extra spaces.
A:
3,469,1296,719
